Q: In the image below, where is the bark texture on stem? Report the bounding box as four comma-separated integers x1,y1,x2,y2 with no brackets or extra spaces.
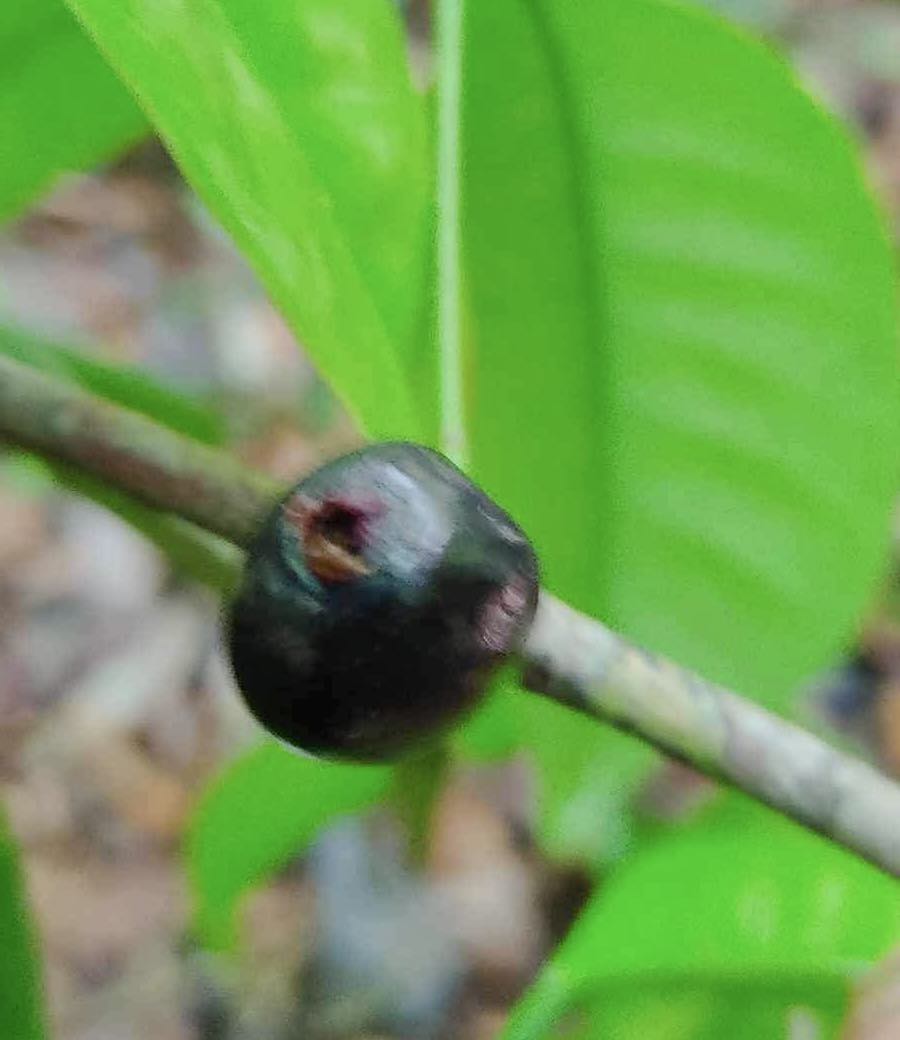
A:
522,592,900,877
0,354,279,546
1,353,898,875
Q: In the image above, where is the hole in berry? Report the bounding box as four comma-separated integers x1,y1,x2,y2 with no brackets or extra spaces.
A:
312,501,368,556
287,497,375,583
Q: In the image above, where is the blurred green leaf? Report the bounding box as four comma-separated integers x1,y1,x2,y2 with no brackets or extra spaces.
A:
508,971,848,1040
570,976,847,1040
187,742,391,949
51,461,241,592
503,796,898,1039
463,0,898,708
458,684,654,869
0,1,145,223
63,0,429,440
518,699,654,869
0,325,238,588
0,808,46,1040
564,798,898,978
0,324,225,444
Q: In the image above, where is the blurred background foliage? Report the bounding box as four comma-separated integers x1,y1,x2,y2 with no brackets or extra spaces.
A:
0,0,899,1038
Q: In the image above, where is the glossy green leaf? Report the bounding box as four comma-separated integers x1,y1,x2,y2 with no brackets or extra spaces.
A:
63,0,429,440
503,797,897,1039
463,0,898,706
0,2,145,223
0,808,46,1040
187,742,391,949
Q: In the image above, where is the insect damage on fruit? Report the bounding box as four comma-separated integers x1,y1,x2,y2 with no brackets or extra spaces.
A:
226,442,539,762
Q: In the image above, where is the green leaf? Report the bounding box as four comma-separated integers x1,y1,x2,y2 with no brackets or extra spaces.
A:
0,324,225,444
519,699,654,869
458,684,655,869
63,0,429,440
0,1,145,223
508,972,848,1040
0,808,46,1040
502,796,898,1039
0,325,238,589
187,742,391,949
462,0,898,706
570,976,847,1040
565,798,898,979
51,460,242,592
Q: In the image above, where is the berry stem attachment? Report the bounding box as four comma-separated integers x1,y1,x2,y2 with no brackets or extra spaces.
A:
0,352,898,875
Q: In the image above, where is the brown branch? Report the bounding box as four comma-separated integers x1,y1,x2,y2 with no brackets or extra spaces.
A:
1,352,899,876
522,594,900,877
0,354,280,546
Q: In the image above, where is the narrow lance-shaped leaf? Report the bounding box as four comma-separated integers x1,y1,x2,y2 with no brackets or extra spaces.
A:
63,0,430,440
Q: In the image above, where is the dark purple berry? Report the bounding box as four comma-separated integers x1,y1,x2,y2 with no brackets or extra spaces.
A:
226,443,539,762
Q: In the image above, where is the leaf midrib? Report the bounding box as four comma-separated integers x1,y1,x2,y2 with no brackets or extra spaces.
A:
520,0,613,613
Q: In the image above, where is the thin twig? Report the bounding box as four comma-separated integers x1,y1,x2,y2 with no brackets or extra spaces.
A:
0,352,898,875
522,594,900,877
0,354,279,546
